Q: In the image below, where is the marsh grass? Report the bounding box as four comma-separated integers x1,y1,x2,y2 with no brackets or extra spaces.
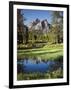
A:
17,68,63,80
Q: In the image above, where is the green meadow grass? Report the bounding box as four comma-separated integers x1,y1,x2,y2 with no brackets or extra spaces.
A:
17,43,63,60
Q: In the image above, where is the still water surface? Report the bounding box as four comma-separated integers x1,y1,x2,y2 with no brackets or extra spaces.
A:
17,58,63,73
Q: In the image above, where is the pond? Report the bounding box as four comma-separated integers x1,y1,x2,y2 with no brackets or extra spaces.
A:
17,57,63,74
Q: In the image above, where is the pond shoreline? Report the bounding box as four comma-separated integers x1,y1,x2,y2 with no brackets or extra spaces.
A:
17,44,63,80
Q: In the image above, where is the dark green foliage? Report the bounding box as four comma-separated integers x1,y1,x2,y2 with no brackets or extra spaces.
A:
17,9,29,44
50,11,63,44
17,9,24,44
23,25,29,44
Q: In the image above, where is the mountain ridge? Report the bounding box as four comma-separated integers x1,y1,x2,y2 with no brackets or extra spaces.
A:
28,18,51,34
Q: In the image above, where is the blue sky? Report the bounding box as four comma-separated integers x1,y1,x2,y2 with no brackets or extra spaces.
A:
22,9,53,26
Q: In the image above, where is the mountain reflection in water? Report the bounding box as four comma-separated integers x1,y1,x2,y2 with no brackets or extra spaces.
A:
17,57,63,74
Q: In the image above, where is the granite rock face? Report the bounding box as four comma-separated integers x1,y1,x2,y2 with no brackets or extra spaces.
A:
29,18,51,34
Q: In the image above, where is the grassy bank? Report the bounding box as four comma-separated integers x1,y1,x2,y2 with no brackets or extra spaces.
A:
17,44,63,60
17,68,63,80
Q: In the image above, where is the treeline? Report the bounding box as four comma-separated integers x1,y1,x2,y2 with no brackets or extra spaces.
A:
17,10,63,45
47,11,63,44
17,9,28,44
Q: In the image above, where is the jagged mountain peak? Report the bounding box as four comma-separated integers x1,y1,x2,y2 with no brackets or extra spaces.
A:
29,19,51,34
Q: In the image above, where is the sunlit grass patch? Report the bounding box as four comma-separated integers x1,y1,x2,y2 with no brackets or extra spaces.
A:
17,44,63,60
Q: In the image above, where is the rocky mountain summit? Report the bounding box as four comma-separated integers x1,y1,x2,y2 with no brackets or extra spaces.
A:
29,18,51,34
